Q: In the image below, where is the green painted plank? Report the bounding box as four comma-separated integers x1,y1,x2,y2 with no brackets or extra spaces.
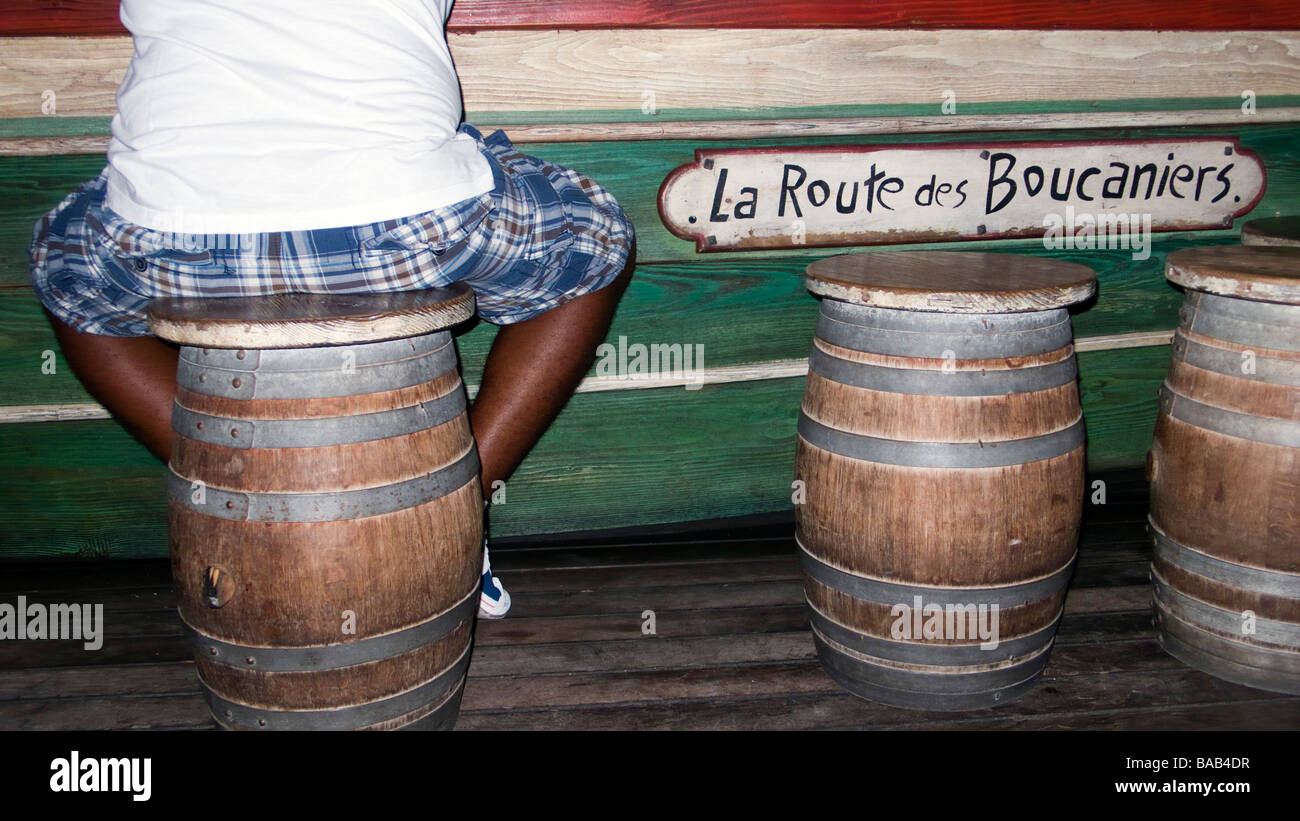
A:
0,418,166,560
0,235,1224,407
0,154,103,289
6,96,1300,138
4,123,1299,271
0,345,1170,560
1077,344,1171,471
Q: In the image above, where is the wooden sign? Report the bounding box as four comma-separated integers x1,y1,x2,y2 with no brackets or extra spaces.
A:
658,138,1266,252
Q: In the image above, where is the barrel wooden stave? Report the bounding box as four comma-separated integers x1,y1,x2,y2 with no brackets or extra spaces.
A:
1149,285,1300,695
797,444,1082,587
169,331,482,730
172,482,481,643
795,298,1084,709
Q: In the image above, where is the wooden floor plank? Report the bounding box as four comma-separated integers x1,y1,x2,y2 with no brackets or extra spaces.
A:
0,661,197,702
456,663,1289,730
0,693,211,731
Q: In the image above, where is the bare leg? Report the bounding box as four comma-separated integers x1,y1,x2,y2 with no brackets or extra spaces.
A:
46,309,178,462
44,251,633,484
469,252,634,495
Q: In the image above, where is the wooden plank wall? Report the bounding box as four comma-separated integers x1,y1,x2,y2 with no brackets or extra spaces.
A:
1,2,1298,558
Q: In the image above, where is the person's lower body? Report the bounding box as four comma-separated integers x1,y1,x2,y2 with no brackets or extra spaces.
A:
29,125,635,619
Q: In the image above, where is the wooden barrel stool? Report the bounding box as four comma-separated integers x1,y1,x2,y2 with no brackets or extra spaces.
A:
1242,216,1300,248
147,287,483,730
796,251,1096,710
1150,246,1300,694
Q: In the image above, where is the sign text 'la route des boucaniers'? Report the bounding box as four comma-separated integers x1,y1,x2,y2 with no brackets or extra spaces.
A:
657,138,1266,252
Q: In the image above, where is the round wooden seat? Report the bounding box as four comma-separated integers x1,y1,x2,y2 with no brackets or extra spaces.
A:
805,250,1096,313
1151,245,1300,695
795,251,1096,709
1166,245,1300,305
1242,216,1300,248
148,284,476,348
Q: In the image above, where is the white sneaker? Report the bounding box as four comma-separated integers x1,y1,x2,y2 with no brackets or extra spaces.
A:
479,542,511,619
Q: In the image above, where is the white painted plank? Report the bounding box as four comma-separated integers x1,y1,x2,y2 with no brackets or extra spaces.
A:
0,329,1174,424
3,30,1298,119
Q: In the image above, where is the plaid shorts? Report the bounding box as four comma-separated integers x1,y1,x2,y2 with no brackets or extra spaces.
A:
29,124,633,336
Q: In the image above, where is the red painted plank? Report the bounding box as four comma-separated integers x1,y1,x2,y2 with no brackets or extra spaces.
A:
2,0,1298,36
449,0,1300,31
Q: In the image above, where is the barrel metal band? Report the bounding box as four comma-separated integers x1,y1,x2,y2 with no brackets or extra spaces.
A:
818,301,1072,359
1157,621,1300,693
177,338,458,400
806,603,1060,666
798,540,1075,610
185,585,478,672
1153,571,1300,647
809,345,1077,397
1159,386,1300,449
822,299,1067,334
1172,331,1300,387
1183,293,1300,353
1151,519,1300,600
201,643,472,731
1189,291,1300,328
179,331,451,372
168,445,479,522
811,625,1053,697
172,385,466,449
797,413,1084,468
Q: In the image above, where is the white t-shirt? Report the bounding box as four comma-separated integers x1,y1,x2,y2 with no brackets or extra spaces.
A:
105,0,494,234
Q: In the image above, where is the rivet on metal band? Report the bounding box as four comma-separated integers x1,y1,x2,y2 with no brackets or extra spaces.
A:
177,338,459,400
798,539,1076,610
201,643,472,731
168,445,480,522
172,385,467,449
797,412,1085,468
1159,386,1300,449
185,584,479,672
808,345,1078,397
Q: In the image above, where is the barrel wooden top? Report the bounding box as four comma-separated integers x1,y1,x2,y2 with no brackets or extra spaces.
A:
805,251,1096,313
1166,246,1300,305
1241,216,1300,248
148,285,476,348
